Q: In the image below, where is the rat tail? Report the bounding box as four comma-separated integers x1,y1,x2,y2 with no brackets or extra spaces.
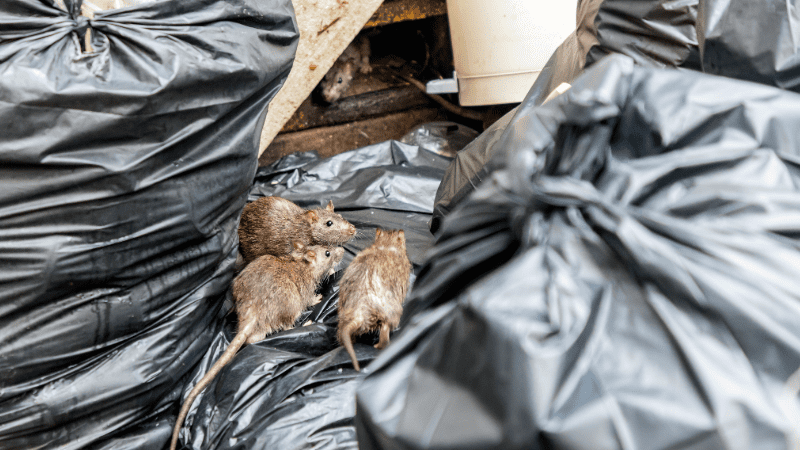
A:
170,321,255,450
339,322,361,371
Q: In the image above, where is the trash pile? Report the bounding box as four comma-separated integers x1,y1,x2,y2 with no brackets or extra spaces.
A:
4,1,800,450
434,0,800,227
357,54,800,449
359,1,800,449
178,143,452,450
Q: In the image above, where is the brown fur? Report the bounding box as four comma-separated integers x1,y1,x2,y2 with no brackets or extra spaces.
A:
170,243,344,450
337,229,411,371
320,35,372,103
238,197,356,264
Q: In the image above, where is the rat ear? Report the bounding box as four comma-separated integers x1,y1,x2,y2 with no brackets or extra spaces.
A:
305,250,316,262
305,210,318,223
375,228,382,237
326,200,334,211
292,241,304,252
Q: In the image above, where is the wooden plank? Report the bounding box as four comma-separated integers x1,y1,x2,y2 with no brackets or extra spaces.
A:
282,84,435,132
258,0,386,156
259,107,443,166
364,0,447,28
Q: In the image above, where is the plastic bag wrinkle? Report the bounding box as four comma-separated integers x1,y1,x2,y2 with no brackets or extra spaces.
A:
0,0,297,448
357,55,800,450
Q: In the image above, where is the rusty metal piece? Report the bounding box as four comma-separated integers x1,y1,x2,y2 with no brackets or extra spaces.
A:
365,0,448,28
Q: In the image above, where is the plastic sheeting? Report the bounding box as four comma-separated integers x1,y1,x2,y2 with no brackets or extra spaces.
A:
176,142,452,450
430,110,516,233
432,0,702,228
697,0,800,91
560,0,800,93
578,0,700,70
433,0,800,228
0,0,298,448
356,54,800,449
399,122,479,158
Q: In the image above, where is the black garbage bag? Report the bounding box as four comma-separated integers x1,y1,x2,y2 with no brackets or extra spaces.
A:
434,0,800,228
697,0,800,91
579,0,700,69
177,142,452,450
432,0,702,230
429,109,517,233
356,54,800,449
0,1,298,449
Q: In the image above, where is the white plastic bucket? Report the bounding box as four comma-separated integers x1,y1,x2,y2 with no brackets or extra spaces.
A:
445,0,578,106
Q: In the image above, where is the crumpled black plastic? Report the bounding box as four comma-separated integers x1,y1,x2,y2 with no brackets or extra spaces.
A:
0,0,297,449
434,0,800,229
357,54,800,449
579,0,701,70
177,141,453,450
697,0,800,90
432,0,701,229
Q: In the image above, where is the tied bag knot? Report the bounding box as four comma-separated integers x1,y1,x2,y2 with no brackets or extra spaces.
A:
72,15,90,39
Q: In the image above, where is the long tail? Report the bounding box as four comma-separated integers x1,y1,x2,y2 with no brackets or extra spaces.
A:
340,322,360,371
170,321,254,450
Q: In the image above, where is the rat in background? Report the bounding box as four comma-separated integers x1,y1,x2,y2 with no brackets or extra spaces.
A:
337,229,411,371
170,243,345,450
238,196,356,265
318,35,371,103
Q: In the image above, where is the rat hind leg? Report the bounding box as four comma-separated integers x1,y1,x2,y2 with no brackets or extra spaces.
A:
375,321,392,349
246,330,268,344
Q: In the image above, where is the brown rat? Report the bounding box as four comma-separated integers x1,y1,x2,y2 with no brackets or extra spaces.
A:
319,34,371,103
170,243,345,450
337,229,411,371
238,196,356,264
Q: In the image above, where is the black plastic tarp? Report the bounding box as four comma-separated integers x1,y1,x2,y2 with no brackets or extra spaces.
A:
0,0,298,448
176,142,453,450
356,54,800,449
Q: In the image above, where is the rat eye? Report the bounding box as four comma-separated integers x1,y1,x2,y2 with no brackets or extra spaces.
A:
325,250,331,257
326,220,333,227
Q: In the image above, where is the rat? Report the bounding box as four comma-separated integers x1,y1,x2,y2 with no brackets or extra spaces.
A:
318,35,372,103
238,196,356,265
337,229,412,371
170,242,345,450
